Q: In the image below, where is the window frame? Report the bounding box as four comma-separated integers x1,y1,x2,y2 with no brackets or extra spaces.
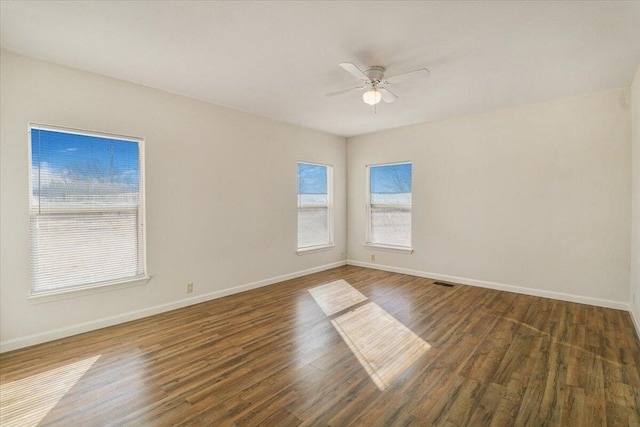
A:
365,161,414,254
296,161,335,254
27,123,149,301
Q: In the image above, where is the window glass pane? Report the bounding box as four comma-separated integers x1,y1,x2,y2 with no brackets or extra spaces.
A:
31,129,139,212
370,163,412,199
297,162,331,249
369,163,412,248
30,127,144,293
298,163,327,207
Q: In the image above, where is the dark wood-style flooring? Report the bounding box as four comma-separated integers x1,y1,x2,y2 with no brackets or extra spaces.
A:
1,266,639,426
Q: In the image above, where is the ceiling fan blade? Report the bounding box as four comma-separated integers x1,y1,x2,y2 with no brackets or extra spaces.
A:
384,68,431,85
325,86,366,97
379,87,399,103
339,62,370,82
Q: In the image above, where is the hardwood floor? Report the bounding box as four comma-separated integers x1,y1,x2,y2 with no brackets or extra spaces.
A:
1,266,639,426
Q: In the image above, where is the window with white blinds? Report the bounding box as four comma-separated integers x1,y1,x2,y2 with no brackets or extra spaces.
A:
297,162,333,250
29,125,146,295
367,162,412,250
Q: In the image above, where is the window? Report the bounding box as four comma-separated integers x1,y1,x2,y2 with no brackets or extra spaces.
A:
366,162,412,251
297,162,333,251
29,125,147,296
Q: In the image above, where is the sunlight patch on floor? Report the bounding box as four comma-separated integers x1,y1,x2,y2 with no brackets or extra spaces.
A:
332,302,431,390
309,281,430,390
0,355,100,427
308,279,368,316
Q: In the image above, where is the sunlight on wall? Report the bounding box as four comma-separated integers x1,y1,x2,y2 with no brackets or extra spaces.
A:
0,355,100,427
309,280,430,390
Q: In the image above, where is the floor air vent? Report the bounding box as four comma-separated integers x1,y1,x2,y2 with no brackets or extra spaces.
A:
433,281,455,288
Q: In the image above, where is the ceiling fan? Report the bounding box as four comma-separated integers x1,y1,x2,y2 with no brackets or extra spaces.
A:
326,62,431,106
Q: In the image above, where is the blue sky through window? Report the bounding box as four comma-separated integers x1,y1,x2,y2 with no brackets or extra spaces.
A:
370,163,412,194
31,129,140,196
298,163,327,195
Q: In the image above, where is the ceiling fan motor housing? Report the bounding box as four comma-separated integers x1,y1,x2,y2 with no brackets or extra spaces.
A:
364,66,385,84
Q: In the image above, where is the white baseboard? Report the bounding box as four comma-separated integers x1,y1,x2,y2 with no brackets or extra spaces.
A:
347,260,630,311
3,259,634,353
0,260,347,353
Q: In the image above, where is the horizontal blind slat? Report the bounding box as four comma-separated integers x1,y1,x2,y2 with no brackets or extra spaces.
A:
30,213,139,292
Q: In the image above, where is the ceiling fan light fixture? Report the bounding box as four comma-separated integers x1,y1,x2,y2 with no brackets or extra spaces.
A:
363,87,382,105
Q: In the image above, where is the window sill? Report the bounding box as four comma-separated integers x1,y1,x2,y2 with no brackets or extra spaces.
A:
364,243,414,254
28,275,151,304
297,244,335,255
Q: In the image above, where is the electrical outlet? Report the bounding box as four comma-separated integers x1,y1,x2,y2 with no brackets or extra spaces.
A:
186,282,194,293
371,254,376,262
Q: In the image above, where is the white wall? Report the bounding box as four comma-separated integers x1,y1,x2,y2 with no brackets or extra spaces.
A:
632,67,640,332
1,48,635,352
348,89,632,307
0,50,347,351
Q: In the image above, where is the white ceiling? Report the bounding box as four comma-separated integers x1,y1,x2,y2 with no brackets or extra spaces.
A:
1,1,639,137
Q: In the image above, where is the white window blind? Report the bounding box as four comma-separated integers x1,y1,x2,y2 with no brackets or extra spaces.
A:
29,125,146,294
297,162,333,249
367,162,412,249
